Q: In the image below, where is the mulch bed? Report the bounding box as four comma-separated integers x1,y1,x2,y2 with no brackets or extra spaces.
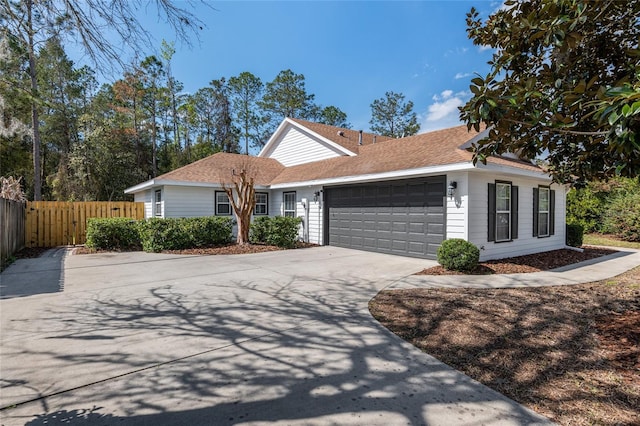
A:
370,267,640,425
416,247,617,275
73,242,318,256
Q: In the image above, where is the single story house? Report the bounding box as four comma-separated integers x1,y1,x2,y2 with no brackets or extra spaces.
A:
125,117,567,261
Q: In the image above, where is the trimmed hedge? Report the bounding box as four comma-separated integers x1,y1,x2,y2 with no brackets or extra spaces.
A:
566,223,584,247
86,217,140,250
137,216,233,252
437,238,480,272
250,216,302,248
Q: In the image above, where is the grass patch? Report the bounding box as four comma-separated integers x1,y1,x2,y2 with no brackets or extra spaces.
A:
584,233,640,249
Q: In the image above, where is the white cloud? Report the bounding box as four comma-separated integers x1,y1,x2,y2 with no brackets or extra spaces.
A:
419,90,472,132
454,72,472,80
478,44,493,52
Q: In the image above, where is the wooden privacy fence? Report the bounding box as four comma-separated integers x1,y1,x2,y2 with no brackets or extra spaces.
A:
1,198,26,263
25,201,145,248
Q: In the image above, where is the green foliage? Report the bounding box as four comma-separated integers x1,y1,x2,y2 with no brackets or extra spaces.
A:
137,217,233,252
566,223,584,247
369,91,419,138
603,192,640,242
250,216,302,248
259,69,317,121
461,0,640,184
86,218,140,250
567,178,640,236
317,106,350,128
566,187,607,233
436,239,480,272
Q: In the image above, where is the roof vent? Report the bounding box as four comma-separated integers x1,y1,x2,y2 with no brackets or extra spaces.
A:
358,130,363,145
337,131,344,137
373,135,376,144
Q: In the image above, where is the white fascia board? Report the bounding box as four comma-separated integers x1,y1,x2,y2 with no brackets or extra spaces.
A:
125,179,271,194
269,163,475,189
475,162,552,180
258,117,356,158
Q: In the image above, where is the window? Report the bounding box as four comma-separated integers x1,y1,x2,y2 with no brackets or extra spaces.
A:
254,193,268,215
154,190,162,217
496,183,511,241
283,191,296,217
216,191,231,215
533,186,555,238
488,181,518,242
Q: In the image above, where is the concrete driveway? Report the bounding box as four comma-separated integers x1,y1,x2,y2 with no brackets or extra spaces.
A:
1,247,550,425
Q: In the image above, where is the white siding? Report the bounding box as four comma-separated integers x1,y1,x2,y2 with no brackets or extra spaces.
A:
445,172,469,240
163,186,216,218
268,127,344,166
270,186,323,244
134,190,154,218
467,172,566,261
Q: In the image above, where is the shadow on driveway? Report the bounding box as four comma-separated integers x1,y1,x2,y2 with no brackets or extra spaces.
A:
0,248,67,299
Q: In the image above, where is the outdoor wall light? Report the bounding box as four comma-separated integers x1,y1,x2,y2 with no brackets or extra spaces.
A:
313,190,321,202
447,181,457,198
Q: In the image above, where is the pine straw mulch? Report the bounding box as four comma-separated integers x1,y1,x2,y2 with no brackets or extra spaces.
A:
416,247,617,275
369,267,640,426
73,242,318,256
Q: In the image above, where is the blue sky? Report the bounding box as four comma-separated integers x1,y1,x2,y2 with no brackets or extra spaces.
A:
101,1,500,134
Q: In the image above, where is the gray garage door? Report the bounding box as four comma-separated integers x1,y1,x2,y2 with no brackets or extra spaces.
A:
325,176,446,259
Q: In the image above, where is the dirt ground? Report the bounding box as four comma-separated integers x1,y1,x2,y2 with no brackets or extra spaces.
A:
370,267,640,425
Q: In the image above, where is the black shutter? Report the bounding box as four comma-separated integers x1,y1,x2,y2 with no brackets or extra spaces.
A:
511,185,519,240
532,187,539,237
550,189,556,235
488,183,496,242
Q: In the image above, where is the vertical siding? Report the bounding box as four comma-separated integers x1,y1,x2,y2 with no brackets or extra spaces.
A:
467,172,567,261
269,127,344,166
445,172,469,240
163,186,216,218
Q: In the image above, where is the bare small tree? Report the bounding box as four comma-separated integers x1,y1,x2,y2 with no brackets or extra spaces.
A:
0,176,27,202
222,168,255,245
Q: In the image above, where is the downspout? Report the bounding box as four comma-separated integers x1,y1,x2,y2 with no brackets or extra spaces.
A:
301,198,309,243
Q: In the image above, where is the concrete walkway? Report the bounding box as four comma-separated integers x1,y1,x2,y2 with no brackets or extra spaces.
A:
1,246,637,425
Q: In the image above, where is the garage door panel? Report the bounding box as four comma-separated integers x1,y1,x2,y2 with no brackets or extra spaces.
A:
326,176,446,259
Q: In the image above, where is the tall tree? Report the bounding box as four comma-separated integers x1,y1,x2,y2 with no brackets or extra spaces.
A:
36,37,86,200
210,78,240,154
369,91,419,138
317,105,350,128
259,69,317,121
0,0,203,200
460,0,640,184
139,55,165,176
228,71,265,154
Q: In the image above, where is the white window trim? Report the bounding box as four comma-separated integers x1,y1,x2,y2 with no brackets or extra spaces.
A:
283,191,296,217
495,182,511,242
254,192,268,215
154,189,162,217
538,186,550,237
216,191,232,216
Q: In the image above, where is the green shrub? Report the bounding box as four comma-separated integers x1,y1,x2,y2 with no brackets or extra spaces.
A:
437,238,479,272
566,223,584,247
137,216,233,252
603,191,640,242
566,187,607,233
249,216,271,245
250,216,302,248
86,217,140,250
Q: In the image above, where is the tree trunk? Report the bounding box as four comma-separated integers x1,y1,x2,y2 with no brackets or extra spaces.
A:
223,169,255,246
27,0,42,200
